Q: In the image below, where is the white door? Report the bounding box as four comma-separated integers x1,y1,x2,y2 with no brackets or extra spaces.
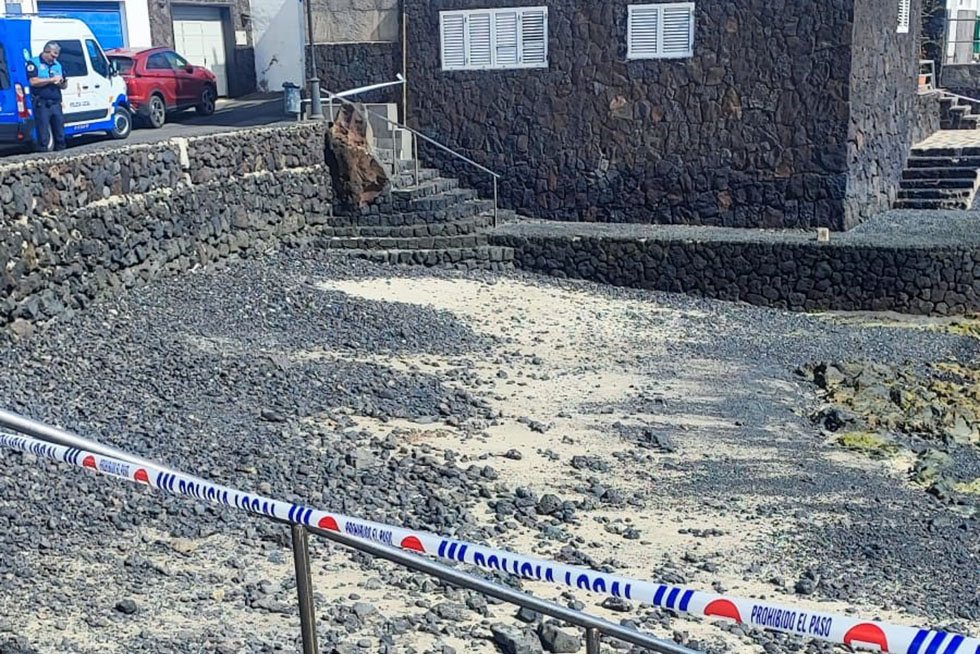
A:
172,6,227,95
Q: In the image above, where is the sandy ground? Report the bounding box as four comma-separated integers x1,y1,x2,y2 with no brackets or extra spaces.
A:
4,270,977,654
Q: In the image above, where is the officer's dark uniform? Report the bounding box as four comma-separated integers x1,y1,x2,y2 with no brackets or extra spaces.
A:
26,56,66,151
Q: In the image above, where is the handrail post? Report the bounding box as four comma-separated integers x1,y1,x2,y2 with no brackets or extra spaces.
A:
305,0,323,120
493,176,499,228
291,524,319,654
413,135,420,188
586,627,601,654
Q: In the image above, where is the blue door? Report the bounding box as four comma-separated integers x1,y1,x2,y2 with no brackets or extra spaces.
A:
36,2,125,49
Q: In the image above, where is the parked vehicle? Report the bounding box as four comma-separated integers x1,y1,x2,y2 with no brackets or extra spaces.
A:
0,16,131,151
106,47,217,129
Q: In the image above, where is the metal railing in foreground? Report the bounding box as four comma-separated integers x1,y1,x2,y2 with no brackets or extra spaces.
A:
0,409,696,654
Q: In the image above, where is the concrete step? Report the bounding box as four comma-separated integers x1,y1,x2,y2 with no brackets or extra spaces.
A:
341,245,516,270
320,214,494,238
393,167,440,187
906,155,980,168
898,177,977,189
319,233,489,251
364,188,480,215
391,177,460,200
893,198,971,210
901,167,979,180
896,187,973,200
911,146,980,157
348,199,495,227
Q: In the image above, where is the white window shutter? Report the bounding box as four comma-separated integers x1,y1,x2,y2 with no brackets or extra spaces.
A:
495,11,520,66
520,8,548,66
628,5,660,59
441,13,466,70
661,5,694,57
897,0,911,33
439,7,548,70
468,13,493,67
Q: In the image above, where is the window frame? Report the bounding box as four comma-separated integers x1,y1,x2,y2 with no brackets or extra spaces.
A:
145,52,171,70
0,44,10,90
55,39,88,77
439,6,549,71
166,51,191,70
85,39,110,78
627,2,696,60
897,0,911,33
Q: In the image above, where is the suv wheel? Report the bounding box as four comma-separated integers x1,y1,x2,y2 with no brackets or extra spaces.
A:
196,86,216,116
108,106,132,140
147,95,166,128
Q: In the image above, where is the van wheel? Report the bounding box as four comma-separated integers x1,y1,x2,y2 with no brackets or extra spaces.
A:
108,106,132,140
196,86,216,116
147,95,166,128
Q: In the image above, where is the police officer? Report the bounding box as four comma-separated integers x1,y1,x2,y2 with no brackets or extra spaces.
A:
26,41,68,151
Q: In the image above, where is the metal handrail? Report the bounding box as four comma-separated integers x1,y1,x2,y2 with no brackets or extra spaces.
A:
322,83,501,227
0,409,699,654
941,89,980,106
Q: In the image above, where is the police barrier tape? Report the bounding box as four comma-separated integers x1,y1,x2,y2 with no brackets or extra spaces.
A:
1,431,977,654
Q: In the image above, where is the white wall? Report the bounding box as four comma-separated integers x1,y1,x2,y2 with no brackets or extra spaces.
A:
122,0,152,47
250,0,305,92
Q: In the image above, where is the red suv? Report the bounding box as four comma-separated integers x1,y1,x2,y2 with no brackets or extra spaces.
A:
106,47,218,128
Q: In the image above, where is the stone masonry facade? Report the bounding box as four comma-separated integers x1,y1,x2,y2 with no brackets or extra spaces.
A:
404,0,938,230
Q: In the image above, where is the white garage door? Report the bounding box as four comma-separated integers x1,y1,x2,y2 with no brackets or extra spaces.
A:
172,5,227,96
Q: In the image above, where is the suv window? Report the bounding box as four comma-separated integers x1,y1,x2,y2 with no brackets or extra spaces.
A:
57,40,87,77
85,39,110,78
165,51,190,70
109,56,134,74
146,52,170,70
0,44,10,90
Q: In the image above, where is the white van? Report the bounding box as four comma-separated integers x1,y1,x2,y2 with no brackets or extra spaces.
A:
0,16,131,150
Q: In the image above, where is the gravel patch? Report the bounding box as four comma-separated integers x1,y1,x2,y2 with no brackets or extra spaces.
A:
0,249,977,653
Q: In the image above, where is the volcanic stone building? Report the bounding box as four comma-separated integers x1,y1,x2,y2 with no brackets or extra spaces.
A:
401,0,940,230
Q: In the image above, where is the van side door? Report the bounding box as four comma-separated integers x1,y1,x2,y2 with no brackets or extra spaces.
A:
54,39,102,124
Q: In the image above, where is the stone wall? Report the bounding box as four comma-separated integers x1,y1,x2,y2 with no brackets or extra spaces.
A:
310,0,400,43
845,0,934,229
405,0,856,229
309,42,402,103
941,64,980,97
490,219,980,315
0,123,331,338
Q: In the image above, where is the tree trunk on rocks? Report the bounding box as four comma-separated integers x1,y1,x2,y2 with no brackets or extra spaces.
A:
324,103,391,213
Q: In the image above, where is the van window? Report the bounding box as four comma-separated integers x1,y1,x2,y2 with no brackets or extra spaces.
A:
0,45,10,90
57,40,87,77
85,39,110,77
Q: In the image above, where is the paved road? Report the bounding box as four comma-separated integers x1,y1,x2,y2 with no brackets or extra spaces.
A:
0,94,294,162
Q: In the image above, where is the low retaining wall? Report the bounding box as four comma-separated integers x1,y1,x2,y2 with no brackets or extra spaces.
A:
0,122,332,339
0,122,325,221
1,168,333,337
490,216,980,315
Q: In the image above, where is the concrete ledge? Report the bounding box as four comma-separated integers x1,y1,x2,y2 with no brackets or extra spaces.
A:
489,211,980,315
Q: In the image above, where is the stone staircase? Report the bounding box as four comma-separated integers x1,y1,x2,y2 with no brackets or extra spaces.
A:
316,164,514,271
896,145,980,210
940,92,980,130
